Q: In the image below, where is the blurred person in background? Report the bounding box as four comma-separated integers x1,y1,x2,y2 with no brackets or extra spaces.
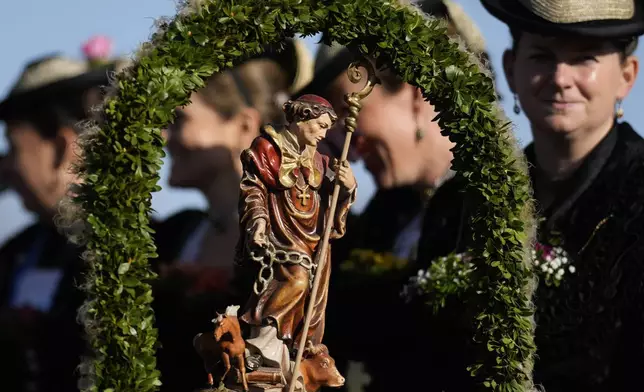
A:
0,37,126,392
152,38,313,391
416,0,644,390
304,0,491,265
292,0,494,390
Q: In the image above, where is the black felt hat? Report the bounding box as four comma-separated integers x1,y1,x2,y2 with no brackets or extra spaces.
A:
0,54,125,120
481,0,644,38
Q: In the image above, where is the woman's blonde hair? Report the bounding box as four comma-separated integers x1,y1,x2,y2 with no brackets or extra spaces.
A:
197,58,290,124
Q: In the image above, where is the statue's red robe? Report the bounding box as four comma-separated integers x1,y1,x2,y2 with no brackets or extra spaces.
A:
237,125,356,348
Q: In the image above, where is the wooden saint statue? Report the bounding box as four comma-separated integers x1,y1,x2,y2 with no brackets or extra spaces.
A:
237,94,356,373
194,60,379,392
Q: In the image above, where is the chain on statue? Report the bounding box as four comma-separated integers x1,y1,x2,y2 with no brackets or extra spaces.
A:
249,242,316,295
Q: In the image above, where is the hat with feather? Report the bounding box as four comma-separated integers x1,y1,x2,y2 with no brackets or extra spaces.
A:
0,36,129,121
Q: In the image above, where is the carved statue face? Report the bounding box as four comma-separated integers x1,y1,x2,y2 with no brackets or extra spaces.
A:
294,113,333,147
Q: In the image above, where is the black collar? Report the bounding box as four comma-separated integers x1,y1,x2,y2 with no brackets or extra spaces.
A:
525,124,619,231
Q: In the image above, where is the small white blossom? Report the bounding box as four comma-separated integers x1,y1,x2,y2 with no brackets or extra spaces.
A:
533,243,574,287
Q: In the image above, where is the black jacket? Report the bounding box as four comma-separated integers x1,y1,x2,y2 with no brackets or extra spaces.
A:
0,223,85,392
416,122,644,391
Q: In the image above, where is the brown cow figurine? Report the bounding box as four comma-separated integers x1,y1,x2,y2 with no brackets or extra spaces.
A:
298,342,345,392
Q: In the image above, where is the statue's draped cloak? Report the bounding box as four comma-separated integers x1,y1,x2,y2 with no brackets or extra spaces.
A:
237,126,355,347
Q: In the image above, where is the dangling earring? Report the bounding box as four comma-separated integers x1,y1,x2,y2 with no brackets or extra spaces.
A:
616,99,624,119
513,94,521,115
415,126,425,141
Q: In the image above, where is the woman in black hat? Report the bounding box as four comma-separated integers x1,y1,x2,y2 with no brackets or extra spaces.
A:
415,0,644,390
151,38,313,392
0,38,126,392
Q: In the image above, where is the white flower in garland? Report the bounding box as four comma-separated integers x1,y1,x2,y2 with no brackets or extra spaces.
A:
401,268,433,303
532,242,575,287
402,241,577,303
401,253,474,306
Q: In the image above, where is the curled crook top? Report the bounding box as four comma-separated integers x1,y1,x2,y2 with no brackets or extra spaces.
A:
347,57,380,100
343,57,380,134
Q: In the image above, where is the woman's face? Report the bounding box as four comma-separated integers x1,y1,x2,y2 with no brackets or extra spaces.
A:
165,92,252,189
504,33,638,137
326,71,444,189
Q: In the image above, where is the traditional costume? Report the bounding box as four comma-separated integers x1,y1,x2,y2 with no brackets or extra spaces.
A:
0,47,124,392
415,1,644,390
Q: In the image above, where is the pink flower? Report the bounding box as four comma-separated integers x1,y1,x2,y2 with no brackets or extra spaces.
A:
82,35,113,60
534,242,554,259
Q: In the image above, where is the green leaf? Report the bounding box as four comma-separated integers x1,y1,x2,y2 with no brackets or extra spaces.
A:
118,262,131,275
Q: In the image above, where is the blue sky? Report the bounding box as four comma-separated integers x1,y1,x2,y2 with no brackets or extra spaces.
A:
1,0,644,243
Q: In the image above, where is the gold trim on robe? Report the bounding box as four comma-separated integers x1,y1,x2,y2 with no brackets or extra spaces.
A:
263,125,322,189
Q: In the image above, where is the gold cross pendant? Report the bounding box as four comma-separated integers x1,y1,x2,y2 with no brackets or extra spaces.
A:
297,191,311,206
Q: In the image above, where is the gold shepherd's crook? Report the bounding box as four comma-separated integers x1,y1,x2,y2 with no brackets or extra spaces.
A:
288,57,380,392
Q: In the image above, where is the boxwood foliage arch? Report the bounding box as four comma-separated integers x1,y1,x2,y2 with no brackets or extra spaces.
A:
70,0,536,390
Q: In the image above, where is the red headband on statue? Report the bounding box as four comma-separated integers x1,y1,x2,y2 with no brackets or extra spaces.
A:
295,94,333,109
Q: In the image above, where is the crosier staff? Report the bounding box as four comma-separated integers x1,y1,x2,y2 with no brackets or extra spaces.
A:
288,57,380,392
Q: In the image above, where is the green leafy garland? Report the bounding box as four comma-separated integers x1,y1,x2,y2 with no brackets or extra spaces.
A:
69,0,536,390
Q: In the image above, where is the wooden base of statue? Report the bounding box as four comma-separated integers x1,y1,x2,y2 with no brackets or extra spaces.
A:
194,385,284,392
227,367,286,391
194,367,290,392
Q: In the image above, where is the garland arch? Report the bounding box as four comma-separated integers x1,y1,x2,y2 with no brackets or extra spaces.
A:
69,0,537,390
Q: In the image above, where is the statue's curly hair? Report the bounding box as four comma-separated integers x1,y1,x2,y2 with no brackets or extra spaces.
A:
283,99,338,124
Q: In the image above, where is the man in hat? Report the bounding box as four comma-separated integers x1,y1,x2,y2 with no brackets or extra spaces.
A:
0,40,124,392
